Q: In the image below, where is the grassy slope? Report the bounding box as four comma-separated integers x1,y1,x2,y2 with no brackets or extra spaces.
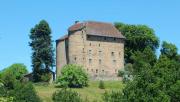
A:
34,81,125,102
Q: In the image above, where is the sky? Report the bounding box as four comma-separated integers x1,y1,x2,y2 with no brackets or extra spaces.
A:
0,0,180,72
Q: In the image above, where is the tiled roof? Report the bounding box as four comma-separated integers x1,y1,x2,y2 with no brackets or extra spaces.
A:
68,21,125,38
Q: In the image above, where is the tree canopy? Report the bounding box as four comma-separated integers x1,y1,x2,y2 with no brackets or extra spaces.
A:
115,23,159,63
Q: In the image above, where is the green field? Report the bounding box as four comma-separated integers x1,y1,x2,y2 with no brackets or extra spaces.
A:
34,81,125,102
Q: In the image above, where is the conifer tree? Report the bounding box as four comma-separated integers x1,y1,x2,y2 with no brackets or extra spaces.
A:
29,20,54,82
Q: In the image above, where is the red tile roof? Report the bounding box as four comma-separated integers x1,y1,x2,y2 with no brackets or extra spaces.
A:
68,21,125,38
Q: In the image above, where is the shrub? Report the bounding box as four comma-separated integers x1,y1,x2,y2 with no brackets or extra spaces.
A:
52,88,82,102
0,63,28,80
56,64,88,88
40,72,52,82
103,91,124,102
99,80,105,89
9,82,41,102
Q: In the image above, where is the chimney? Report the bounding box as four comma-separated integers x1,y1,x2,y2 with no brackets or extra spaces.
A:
75,21,79,24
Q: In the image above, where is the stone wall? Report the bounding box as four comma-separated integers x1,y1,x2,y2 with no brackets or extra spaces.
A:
56,28,124,80
56,40,68,77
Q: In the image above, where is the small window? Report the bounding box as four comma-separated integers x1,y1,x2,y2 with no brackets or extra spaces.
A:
89,59,92,64
99,59,102,64
74,57,77,61
112,52,114,55
99,51,102,56
113,60,116,64
99,44,100,47
102,70,104,72
89,50,92,54
96,69,98,73
89,43,91,46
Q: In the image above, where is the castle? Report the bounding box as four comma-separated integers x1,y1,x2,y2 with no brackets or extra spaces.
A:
56,21,125,80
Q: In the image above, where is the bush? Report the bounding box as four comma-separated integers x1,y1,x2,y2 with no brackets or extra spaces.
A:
0,63,28,80
103,91,124,102
9,82,41,102
56,64,88,88
52,88,82,102
99,80,105,89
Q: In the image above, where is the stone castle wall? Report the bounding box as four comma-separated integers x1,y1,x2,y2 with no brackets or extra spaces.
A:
64,29,124,79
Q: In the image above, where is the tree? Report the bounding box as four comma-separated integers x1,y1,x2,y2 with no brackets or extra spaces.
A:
115,23,159,63
160,41,178,60
29,20,54,82
56,64,88,88
52,88,82,102
0,63,28,89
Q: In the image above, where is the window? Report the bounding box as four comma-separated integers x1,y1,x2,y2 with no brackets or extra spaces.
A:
99,59,102,64
99,44,101,47
99,51,102,56
113,60,116,64
74,57,77,61
82,48,85,53
114,38,116,41
111,52,115,56
96,69,98,73
89,50,92,54
89,59,92,64
104,37,106,40
89,43,91,46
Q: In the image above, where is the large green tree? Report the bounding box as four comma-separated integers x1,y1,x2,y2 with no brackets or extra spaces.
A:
29,20,54,82
115,23,159,63
160,41,178,60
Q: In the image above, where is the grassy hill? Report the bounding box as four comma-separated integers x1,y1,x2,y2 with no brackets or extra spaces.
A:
34,81,125,102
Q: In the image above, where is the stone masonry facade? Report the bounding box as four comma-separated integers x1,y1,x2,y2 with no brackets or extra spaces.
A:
56,21,125,80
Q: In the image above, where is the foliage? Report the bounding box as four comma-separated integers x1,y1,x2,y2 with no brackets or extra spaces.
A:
168,80,180,102
99,80,105,89
131,46,157,74
40,72,52,82
56,64,88,88
0,63,28,80
29,20,54,82
0,63,28,89
0,97,14,102
115,23,159,63
113,52,179,102
103,91,124,102
52,88,82,102
160,41,178,60
9,82,41,102
118,63,133,83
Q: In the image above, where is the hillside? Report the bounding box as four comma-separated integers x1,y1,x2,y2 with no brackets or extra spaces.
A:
34,81,125,102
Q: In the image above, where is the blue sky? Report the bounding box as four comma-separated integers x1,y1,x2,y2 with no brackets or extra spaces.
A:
0,0,180,71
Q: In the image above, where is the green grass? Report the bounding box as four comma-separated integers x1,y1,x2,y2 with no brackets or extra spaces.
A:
34,81,125,102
